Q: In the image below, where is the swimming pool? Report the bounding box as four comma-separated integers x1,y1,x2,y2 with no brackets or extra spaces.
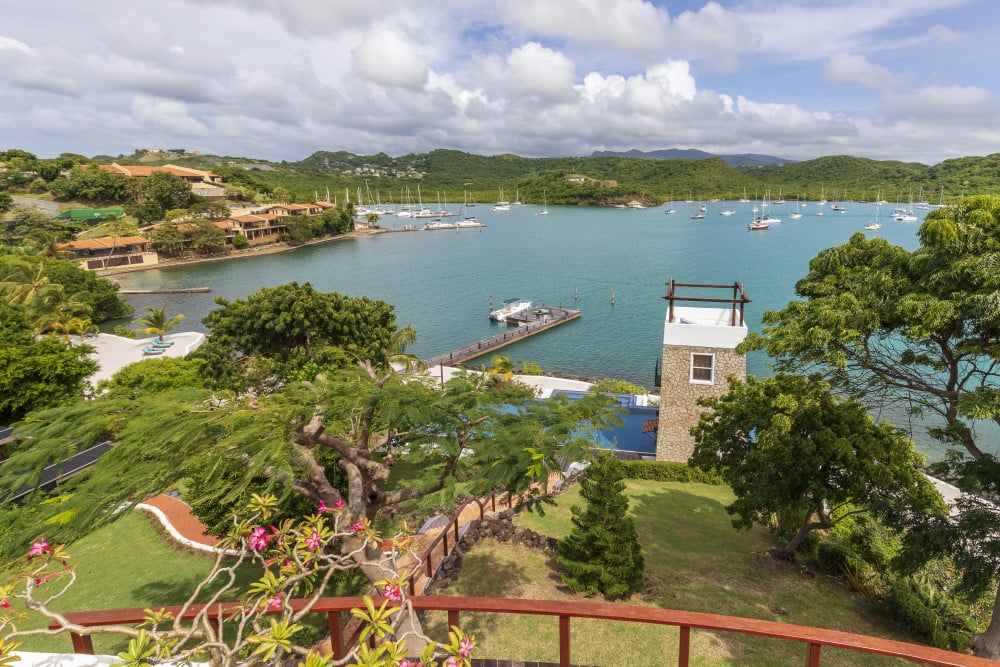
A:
588,405,659,455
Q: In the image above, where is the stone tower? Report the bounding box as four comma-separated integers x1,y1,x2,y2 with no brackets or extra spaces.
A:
655,280,750,462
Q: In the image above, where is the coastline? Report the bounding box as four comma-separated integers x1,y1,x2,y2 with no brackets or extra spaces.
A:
98,227,388,278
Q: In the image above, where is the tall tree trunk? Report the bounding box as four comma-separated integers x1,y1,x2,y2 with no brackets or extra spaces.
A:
973,581,1000,659
778,511,827,560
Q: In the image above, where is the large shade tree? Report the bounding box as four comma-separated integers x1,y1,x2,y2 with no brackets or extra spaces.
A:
1,284,621,598
742,195,1000,460
689,374,944,559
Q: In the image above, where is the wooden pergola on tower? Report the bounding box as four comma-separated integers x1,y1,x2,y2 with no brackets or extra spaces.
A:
656,280,751,462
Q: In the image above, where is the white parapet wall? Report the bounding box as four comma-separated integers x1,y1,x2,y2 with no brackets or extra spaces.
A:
663,306,748,349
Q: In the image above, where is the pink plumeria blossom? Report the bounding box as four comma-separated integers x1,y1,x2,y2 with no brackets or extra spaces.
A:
332,498,345,509
350,520,365,533
248,526,270,552
266,594,283,611
1,598,11,610
445,656,459,667
316,500,329,515
458,636,475,658
305,531,322,551
382,583,402,602
28,539,51,558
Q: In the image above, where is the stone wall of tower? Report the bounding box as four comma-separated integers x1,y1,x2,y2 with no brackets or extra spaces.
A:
655,344,746,462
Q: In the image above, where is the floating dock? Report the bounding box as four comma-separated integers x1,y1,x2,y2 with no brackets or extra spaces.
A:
424,305,581,367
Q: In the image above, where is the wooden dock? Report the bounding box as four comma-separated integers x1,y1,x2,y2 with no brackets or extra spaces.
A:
424,305,580,368
118,287,211,294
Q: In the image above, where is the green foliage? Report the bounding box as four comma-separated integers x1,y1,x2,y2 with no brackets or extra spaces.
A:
589,378,649,395
0,193,11,213
129,171,198,211
97,356,204,398
743,196,1000,459
48,166,129,202
187,218,227,254
196,282,398,388
0,300,97,423
230,233,249,249
813,539,859,576
38,257,132,320
556,453,644,599
690,374,945,558
148,221,185,255
617,460,723,484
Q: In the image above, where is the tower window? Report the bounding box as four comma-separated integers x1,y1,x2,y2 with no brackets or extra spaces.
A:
690,353,715,384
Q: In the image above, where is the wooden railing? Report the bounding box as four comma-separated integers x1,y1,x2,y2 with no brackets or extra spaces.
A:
53,595,995,667
402,490,510,595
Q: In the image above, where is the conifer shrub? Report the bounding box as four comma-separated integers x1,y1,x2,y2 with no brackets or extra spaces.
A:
556,453,644,599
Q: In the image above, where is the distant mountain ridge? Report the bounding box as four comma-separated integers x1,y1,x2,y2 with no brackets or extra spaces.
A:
590,148,795,167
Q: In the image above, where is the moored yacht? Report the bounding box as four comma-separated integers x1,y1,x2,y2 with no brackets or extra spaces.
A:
489,298,532,322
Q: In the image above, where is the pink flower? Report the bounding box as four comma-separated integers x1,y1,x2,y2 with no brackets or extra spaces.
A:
0,598,11,610
28,539,51,558
445,656,459,667
248,526,270,552
458,636,474,658
382,583,402,602
305,531,322,551
332,498,345,509
398,660,411,667
316,500,329,515
266,594,283,611
350,520,365,533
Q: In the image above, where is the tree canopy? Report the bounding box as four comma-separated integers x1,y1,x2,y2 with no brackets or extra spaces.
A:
194,282,400,391
0,301,97,424
742,195,1000,460
690,374,944,558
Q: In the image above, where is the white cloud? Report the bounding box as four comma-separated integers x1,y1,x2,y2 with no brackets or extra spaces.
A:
926,24,960,43
350,29,429,90
499,43,577,103
825,53,896,91
131,96,209,136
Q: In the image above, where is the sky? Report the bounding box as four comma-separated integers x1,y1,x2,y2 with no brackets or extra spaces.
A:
1,0,999,165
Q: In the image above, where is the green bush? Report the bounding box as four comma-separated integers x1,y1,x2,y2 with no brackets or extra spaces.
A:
618,460,724,484
230,234,249,249
886,578,941,641
813,539,857,575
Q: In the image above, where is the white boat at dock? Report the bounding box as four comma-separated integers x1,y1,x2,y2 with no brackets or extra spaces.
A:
423,218,485,231
490,298,532,322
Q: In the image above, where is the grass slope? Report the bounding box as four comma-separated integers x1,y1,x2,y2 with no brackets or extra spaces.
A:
428,480,915,666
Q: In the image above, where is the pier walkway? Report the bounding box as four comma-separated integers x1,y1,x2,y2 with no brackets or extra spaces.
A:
424,305,580,367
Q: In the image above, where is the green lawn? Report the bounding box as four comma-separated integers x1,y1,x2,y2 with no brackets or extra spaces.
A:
426,480,917,666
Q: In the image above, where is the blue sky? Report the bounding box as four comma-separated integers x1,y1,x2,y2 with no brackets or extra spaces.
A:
1,0,998,164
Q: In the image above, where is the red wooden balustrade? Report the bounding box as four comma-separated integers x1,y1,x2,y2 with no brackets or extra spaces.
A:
52,595,996,667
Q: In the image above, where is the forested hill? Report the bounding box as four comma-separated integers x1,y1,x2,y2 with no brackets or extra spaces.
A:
66,147,1000,206
590,148,793,167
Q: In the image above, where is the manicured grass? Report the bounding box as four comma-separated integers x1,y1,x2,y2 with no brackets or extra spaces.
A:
427,480,917,666
11,511,363,656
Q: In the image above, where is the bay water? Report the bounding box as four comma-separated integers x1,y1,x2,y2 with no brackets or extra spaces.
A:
113,201,959,456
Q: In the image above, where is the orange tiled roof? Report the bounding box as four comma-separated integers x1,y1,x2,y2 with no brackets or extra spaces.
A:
98,163,218,179
57,236,150,251
227,214,281,223
313,201,336,208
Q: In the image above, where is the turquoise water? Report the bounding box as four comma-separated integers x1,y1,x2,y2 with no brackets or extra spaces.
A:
114,200,922,386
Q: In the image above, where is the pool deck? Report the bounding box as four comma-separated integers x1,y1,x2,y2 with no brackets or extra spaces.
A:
67,332,206,386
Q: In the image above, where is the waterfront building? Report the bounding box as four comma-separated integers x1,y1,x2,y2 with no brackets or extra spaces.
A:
655,280,749,461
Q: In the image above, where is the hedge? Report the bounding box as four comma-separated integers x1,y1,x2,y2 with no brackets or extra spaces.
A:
618,461,724,484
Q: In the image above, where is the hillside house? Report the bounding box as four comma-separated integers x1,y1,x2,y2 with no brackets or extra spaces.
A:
57,236,158,270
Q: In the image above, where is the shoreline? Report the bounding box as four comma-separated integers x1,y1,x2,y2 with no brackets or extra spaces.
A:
98,227,388,278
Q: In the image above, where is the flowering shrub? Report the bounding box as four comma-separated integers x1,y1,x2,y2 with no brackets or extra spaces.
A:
0,493,475,667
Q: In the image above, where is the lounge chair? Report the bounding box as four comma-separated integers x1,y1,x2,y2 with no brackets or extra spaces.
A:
152,340,174,348
142,347,164,355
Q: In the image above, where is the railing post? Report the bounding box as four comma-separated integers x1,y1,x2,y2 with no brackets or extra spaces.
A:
559,615,570,667
448,609,460,630
807,642,822,667
678,626,690,667
329,611,345,660
71,632,94,654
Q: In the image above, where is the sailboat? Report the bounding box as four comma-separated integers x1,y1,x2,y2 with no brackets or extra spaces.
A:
538,190,549,215
865,199,883,231
739,187,750,203
663,193,677,214
787,197,803,219
492,187,511,212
